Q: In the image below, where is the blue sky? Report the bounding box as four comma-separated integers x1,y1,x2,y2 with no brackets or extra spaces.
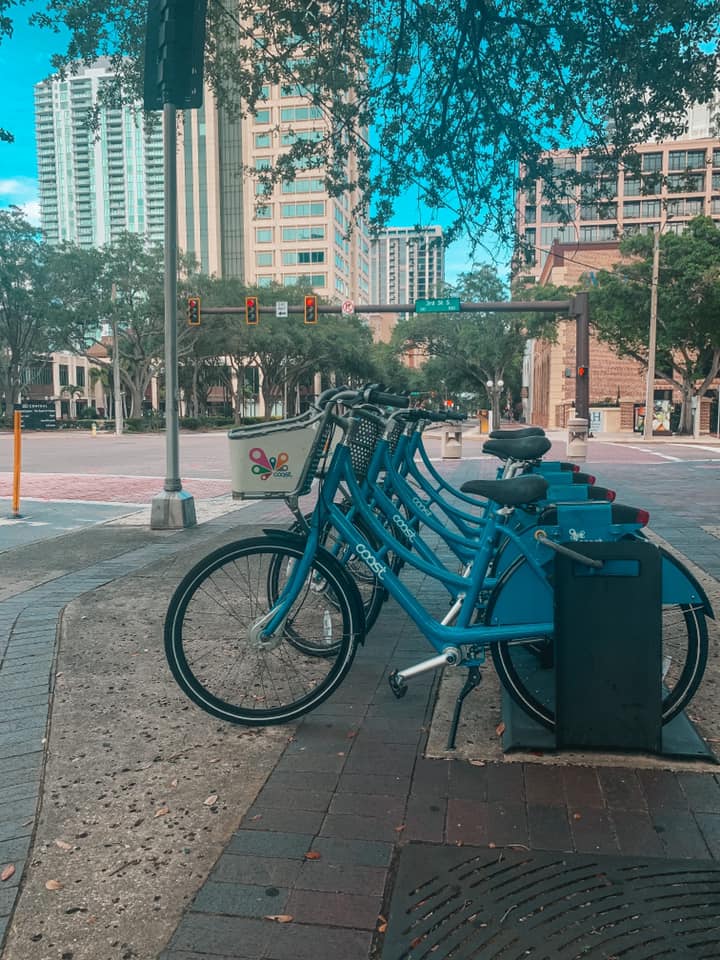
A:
0,5,480,282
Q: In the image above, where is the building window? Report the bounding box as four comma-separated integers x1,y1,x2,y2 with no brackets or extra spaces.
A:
280,106,323,122
282,250,325,265
76,367,85,388
255,205,272,219
523,205,537,222
641,200,661,217
256,252,273,266
642,152,663,172
623,201,640,218
255,158,271,170
280,130,323,146
623,178,641,196
541,202,574,223
282,273,326,286
254,133,271,148
669,149,706,171
257,276,274,287
667,172,705,193
714,149,720,168
256,228,273,242
59,364,69,387
282,225,326,241
281,201,325,217
281,178,325,194
254,109,271,124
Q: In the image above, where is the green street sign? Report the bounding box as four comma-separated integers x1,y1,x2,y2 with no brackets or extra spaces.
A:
415,297,461,313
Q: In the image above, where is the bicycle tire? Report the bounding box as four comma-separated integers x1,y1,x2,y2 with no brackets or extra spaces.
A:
164,535,359,725
487,555,709,730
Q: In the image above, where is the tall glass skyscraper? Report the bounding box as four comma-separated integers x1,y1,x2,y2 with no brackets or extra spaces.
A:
34,58,165,247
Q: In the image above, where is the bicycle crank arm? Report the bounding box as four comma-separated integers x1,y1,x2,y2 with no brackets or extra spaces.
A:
389,647,461,698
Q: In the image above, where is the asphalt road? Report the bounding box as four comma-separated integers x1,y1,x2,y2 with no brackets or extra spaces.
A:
1,428,719,558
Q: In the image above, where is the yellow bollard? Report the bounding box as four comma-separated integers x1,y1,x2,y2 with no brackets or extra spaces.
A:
91,421,97,436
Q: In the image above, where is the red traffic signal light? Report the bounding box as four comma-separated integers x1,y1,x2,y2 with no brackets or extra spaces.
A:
577,365,588,377
187,296,201,325
304,294,318,325
245,296,259,325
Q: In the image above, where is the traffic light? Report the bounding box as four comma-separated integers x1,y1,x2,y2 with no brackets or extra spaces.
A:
245,296,259,325
303,294,318,325
577,365,588,378
187,296,201,325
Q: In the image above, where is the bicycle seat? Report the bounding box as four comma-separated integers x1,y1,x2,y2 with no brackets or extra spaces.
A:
489,427,545,439
482,436,552,461
459,474,549,506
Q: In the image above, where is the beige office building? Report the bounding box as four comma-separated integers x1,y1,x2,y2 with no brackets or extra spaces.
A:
516,137,720,282
177,95,371,301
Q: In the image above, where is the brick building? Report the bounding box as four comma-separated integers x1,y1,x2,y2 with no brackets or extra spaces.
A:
516,136,720,432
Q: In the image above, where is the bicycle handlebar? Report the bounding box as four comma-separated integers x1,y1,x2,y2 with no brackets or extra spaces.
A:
362,385,410,409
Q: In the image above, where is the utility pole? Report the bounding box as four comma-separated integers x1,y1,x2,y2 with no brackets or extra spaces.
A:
643,227,660,441
110,283,123,436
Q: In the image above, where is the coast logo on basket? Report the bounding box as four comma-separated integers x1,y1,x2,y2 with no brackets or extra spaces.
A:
249,447,293,480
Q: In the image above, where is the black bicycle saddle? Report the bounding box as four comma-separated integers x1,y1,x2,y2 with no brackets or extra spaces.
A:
460,474,549,506
482,436,552,461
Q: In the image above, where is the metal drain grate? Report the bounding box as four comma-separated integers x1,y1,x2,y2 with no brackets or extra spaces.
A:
381,843,720,959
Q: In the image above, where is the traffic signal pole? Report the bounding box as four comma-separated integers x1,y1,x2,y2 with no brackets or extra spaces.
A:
150,104,197,530
571,292,590,423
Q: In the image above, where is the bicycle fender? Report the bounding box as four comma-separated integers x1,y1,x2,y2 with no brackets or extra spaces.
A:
660,546,715,619
262,528,368,642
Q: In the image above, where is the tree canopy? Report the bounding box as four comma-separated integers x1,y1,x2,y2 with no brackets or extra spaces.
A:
590,216,720,432
3,0,719,244
0,210,387,420
392,265,525,418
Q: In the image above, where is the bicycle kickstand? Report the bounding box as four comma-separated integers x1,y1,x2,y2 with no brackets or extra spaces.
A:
447,666,482,750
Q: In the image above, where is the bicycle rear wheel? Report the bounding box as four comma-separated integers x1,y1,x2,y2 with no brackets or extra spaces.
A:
487,556,709,730
164,535,359,725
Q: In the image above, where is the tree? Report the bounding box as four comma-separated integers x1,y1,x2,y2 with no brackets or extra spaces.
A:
590,217,720,433
392,265,531,422
0,208,50,404
4,2,718,244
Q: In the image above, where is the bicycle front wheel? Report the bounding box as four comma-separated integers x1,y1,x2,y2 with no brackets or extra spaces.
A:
164,535,359,725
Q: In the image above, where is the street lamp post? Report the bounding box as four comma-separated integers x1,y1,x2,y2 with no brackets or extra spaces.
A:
486,379,504,434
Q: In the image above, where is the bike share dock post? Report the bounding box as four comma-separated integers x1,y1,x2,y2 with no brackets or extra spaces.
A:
555,540,662,752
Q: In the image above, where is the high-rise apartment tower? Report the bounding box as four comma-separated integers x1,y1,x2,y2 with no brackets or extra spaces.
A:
370,225,445,305
34,58,165,247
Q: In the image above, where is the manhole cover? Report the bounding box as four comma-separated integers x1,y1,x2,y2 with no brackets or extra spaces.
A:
381,843,720,959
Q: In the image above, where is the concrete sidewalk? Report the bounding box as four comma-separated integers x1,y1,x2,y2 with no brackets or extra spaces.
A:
1,452,720,960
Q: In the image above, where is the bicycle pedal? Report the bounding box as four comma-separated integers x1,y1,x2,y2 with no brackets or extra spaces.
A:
388,669,408,699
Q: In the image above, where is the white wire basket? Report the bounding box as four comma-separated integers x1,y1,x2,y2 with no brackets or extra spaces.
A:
228,408,335,499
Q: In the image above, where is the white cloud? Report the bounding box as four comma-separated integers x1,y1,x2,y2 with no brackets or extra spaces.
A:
0,176,39,202
19,199,41,226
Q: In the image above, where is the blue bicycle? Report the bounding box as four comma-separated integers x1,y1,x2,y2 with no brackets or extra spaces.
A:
164,388,712,732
